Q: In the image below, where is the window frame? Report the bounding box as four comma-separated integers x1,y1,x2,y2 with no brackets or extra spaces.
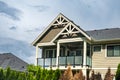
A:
106,44,120,57
93,45,102,52
45,49,56,58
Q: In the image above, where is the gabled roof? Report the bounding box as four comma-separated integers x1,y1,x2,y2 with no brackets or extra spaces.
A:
86,28,120,41
32,13,91,46
0,53,28,71
32,13,70,46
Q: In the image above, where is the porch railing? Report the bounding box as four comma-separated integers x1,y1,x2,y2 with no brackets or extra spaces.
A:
38,58,56,67
58,56,83,67
87,56,92,67
37,56,83,68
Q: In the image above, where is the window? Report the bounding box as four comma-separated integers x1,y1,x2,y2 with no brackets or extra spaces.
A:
45,49,56,58
67,50,82,56
60,49,65,57
107,45,120,57
76,50,82,56
93,45,101,52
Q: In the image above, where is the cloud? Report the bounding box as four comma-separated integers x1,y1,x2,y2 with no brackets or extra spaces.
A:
0,1,21,20
32,5,50,12
26,27,41,32
0,37,35,64
9,26,17,30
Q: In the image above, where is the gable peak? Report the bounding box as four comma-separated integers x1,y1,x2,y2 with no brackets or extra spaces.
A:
52,13,70,27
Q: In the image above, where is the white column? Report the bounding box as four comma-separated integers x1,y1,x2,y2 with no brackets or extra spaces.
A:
36,45,39,66
83,41,87,66
83,41,87,80
56,42,60,67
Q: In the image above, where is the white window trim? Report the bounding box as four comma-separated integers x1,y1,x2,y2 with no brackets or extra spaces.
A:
105,44,120,57
93,45,102,52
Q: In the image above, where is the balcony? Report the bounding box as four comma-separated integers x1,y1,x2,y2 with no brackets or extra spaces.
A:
37,56,91,69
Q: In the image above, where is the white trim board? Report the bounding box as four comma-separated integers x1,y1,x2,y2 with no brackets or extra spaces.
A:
58,38,83,43
37,42,55,47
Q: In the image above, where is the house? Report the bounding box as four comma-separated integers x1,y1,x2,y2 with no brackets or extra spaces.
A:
0,53,28,71
32,13,120,78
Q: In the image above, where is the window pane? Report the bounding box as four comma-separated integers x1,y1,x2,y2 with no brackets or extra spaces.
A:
76,50,82,56
107,46,114,56
107,45,120,57
49,50,53,58
114,45,120,56
94,46,101,52
60,49,64,57
54,50,56,58
46,50,54,58
46,50,49,58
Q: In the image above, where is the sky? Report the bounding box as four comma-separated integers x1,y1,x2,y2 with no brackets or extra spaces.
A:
0,0,120,64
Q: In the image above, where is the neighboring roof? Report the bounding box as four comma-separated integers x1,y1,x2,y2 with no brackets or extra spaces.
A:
86,28,120,41
0,53,28,71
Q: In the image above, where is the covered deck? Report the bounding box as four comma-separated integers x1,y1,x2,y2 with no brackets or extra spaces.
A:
36,40,92,70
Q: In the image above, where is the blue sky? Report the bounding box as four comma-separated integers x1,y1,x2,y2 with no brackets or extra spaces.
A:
0,0,120,64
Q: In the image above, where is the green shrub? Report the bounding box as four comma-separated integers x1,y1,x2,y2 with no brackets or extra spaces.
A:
116,64,120,80
0,65,61,80
52,69,61,80
0,69,4,80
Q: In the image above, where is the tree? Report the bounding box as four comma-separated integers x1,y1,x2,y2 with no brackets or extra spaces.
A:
0,69,4,80
73,70,85,80
52,69,61,80
116,64,120,80
5,67,11,80
89,70,95,80
104,67,113,80
95,72,102,80
36,67,41,80
60,66,73,80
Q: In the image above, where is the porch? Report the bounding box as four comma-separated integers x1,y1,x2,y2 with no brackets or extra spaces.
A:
36,39,92,70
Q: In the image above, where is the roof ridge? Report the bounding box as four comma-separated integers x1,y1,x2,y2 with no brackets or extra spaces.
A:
86,27,120,32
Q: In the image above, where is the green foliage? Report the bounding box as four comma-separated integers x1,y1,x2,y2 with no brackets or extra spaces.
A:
5,67,11,80
116,64,120,80
0,65,61,80
0,69,4,80
36,67,41,80
52,69,61,80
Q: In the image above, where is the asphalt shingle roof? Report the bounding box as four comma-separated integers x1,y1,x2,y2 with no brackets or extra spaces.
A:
86,28,120,41
0,53,28,71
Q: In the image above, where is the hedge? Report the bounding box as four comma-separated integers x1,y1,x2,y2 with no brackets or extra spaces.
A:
0,65,61,80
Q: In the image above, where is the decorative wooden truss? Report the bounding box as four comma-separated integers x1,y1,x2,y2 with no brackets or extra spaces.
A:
52,15,69,26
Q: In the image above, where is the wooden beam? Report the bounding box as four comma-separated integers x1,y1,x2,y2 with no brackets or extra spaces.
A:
58,38,83,43
61,31,80,35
